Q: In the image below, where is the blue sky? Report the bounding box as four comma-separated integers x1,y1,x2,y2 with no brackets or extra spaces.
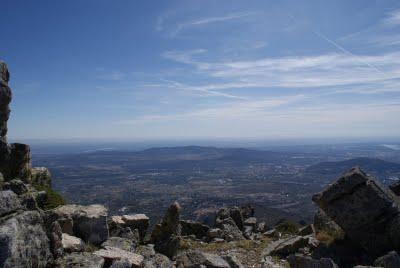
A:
1,0,400,141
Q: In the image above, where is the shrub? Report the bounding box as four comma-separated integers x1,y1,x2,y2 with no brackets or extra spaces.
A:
34,184,66,210
275,219,300,235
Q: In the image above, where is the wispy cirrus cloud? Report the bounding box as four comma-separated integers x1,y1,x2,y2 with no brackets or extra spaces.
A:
162,49,400,91
157,11,256,37
383,9,400,27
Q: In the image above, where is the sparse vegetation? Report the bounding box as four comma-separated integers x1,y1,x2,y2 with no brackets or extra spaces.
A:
275,219,300,235
34,184,66,210
315,229,345,245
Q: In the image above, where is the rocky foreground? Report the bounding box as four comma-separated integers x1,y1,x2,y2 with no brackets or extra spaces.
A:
2,60,400,268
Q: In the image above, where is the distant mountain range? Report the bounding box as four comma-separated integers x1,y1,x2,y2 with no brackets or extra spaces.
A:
305,157,400,182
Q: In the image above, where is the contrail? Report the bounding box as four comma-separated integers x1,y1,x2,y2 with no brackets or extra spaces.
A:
313,30,385,75
287,13,385,76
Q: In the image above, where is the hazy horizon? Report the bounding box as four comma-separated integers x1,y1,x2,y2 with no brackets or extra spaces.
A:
2,0,400,140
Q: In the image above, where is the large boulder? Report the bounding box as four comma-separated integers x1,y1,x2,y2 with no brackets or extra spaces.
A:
54,204,109,245
215,217,244,241
313,167,400,256
150,202,181,258
0,210,53,268
109,214,149,242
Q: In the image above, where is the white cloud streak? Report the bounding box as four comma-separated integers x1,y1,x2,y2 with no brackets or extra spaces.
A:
163,49,400,91
383,9,400,27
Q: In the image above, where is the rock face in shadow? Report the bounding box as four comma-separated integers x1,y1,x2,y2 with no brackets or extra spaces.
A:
313,167,400,257
0,61,11,142
150,202,182,258
53,204,109,245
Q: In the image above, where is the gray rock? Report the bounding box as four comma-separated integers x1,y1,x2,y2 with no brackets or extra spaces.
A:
62,233,85,253
244,217,257,228
262,256,287,268
57,252,105,268
31,167,52,187
150,202,181,258
54,204,109,245
0,190,22,217
313,167,400,256
0,211,53,268
313,209,343,236
215,217,244,241
176,250,230,268
48,220,64,258
257,222,267,233
142,253,173,268
287,254,339,268
207,228,223,240
222,254,244,268
136,244,156,258
109,214,149,242
264,236,310,257
110,259,132,268
102,237,135,252
94,247,144,267
181,219,210,239
4,179,28,195
373,251,400,268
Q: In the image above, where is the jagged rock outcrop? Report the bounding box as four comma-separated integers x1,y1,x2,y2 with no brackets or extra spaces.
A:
313,167,400,257
0,61,11,143
150,201,182,258
53,204,109,245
